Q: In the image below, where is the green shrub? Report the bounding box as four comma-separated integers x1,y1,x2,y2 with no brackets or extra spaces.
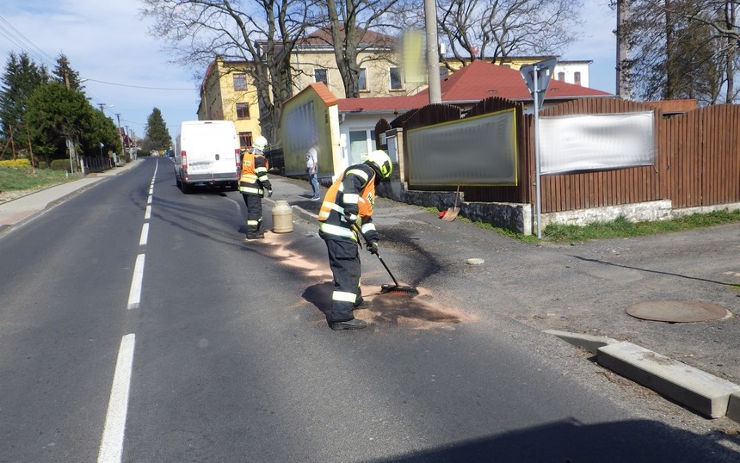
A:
49,159,70,171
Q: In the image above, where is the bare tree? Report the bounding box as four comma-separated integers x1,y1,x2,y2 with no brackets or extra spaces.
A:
436,0,583,68
619,0,739,104
141,0,315,143
318,0,410,98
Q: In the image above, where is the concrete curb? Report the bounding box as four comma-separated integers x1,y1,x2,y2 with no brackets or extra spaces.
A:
727,392,740,423
547,331,740,422
543,329,619,355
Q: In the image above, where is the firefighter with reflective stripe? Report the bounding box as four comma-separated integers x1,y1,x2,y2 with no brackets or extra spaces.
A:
318,150,393,330
239,135,272,240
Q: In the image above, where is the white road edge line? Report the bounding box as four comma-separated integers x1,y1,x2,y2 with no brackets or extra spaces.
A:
127,254,145,310
139,223,149,247
97,333,136,463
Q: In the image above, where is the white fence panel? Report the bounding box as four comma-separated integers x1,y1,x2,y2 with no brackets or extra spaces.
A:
539,111,655,175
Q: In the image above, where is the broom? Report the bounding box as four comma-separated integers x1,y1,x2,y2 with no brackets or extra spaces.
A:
351,224,419,296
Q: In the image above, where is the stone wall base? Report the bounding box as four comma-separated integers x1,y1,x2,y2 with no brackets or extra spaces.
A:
377,180,740,236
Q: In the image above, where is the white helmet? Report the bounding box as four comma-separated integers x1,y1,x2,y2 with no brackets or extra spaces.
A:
252,136,268,151
364,150,392,179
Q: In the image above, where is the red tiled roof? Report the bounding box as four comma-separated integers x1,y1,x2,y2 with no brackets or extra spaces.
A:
308,82,338,106
300,26,394,47
338,59,611,112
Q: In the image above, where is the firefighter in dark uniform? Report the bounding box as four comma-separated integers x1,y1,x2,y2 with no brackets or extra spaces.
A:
318,150,393,330
239,135,272,240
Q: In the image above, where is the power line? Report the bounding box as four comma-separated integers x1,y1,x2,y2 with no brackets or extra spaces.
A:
83,78,193,91
0,14,57,67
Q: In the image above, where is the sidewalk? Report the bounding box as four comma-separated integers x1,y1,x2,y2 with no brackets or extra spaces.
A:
0,159,142,231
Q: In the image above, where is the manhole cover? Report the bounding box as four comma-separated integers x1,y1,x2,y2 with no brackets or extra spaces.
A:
626,300,731,323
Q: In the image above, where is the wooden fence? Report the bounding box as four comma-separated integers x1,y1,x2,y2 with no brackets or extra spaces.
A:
663,104,740,208
394,97,739,213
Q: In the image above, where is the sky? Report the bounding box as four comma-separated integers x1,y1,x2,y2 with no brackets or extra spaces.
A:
1,1,619,141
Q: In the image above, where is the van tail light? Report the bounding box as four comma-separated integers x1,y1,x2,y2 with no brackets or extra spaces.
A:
181,151,187,171
235,149,241,174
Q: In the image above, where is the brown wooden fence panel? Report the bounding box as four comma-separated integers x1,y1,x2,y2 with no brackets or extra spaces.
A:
665,105,740,208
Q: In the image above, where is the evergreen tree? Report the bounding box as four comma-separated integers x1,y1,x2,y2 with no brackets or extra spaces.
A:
23,82,90,165
144,108,172,152
0,52,50,140
53,54,85,92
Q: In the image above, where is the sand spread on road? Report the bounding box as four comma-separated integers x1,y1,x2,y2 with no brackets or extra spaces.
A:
260,231,477,330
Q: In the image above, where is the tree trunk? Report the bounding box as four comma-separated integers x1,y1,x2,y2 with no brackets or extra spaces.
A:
725,0,736,103
616,0,632,99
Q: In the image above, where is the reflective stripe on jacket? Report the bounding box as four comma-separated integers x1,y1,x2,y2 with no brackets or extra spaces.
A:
318,163,377,241
239,150,271,195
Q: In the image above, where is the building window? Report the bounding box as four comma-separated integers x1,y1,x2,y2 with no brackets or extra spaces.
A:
389,67,403,90
558,72,565,81
239,132,252,149
233,74,247,90
439,66,449,80
236,103,250,119
358,68,367,91
574,72,581,86
314,68,327,85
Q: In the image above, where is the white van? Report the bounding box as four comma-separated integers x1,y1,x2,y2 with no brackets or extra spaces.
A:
174,120,241,193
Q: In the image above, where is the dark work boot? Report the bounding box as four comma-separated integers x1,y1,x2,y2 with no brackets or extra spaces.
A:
353,298,370,310
330,318,368,330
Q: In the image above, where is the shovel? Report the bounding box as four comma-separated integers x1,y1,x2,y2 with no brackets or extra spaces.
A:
441,186,460,222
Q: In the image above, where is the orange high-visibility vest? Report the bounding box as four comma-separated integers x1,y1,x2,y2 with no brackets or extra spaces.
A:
318,163,376,241
239,151,270,195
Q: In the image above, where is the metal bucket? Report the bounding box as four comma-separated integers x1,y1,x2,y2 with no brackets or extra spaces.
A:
272,200,293,233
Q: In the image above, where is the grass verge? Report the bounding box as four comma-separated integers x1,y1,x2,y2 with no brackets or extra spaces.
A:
424,206,739,243
543,210,740,242
0,166,79,192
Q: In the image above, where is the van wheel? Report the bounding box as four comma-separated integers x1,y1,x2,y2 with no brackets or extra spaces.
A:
181,182,191,194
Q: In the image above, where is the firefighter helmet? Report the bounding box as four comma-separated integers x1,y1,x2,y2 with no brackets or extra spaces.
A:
252,136,268,151
364,150,392,179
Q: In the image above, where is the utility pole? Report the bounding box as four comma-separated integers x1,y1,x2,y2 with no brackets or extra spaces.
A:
424,0,441,104
62,72,78,173
116,113,124,164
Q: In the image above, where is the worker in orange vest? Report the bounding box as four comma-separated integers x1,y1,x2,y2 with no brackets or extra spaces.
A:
317,150,393,330
239,136,272,239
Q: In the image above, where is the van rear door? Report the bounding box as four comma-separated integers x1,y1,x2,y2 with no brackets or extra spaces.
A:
180,121,240,183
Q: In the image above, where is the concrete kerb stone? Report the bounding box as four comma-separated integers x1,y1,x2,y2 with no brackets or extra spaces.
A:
546,330,740,422
727,392,740,424
544,329,619,355
597,341,740,419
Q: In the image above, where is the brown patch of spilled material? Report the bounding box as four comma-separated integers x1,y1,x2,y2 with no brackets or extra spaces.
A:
261,232,477,330
358,285,478,331
261,231,332,279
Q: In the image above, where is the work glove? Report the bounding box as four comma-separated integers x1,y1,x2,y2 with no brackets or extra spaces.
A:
367,240,379,255
266,189,273,198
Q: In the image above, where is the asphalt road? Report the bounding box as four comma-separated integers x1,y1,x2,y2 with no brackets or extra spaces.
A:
0,157,738,462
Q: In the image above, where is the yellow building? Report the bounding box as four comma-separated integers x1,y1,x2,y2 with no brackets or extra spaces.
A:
289,28,427,99
197,58,262,149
